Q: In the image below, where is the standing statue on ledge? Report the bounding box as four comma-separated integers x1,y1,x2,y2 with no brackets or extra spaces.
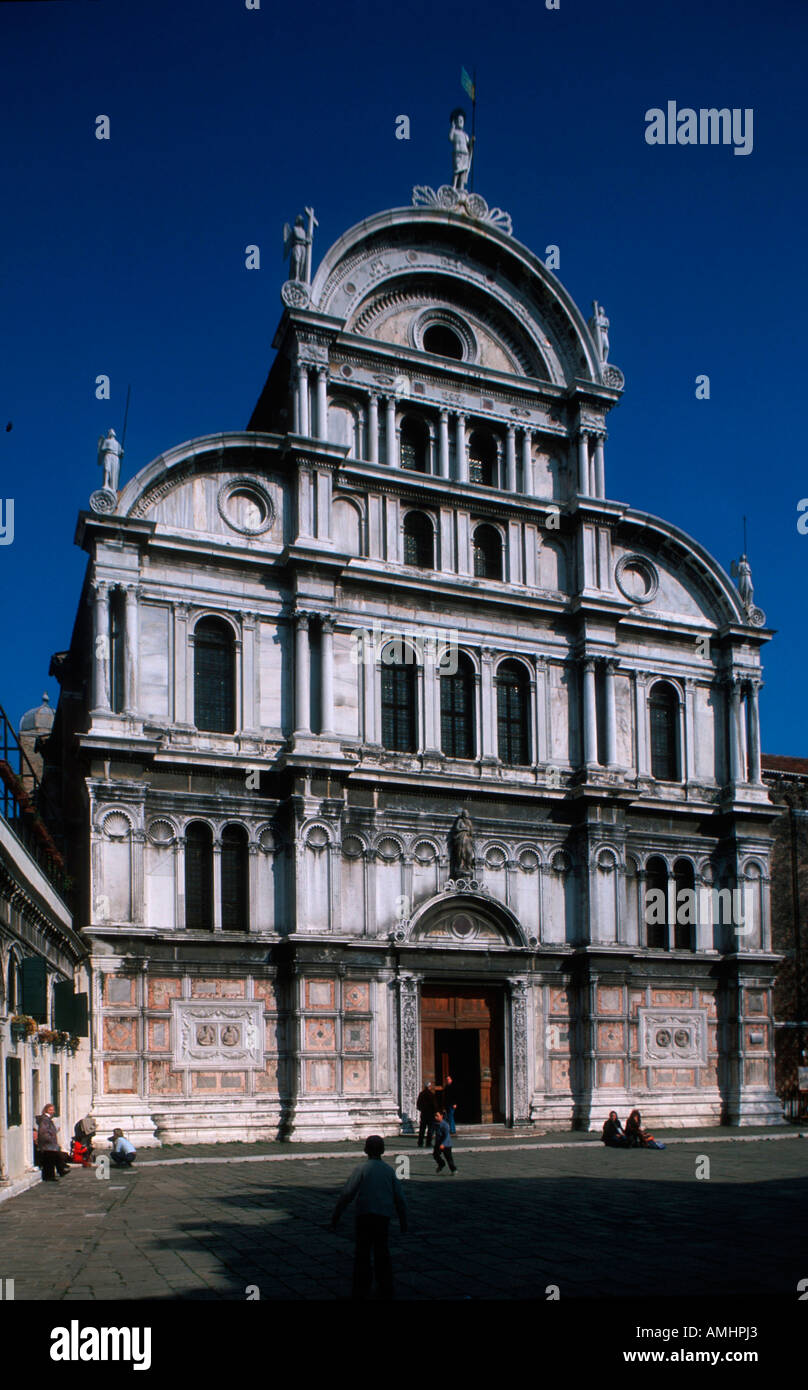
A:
97,428,123,492
283,207,318,284
589,301,610,363
449,109,474,191
732,553,754,609
449,810,475,879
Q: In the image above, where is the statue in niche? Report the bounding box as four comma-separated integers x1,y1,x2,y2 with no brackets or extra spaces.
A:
589,301,610,362
283,207,318,283
97,428,123,491
448,810,475,879
449,109,474,191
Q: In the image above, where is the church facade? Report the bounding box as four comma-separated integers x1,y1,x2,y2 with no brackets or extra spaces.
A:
48,155,784,1144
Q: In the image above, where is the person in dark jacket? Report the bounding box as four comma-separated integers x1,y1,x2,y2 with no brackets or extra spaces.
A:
601,1111,627,1148
441,1074,457,1134
35,1104,70,1181
330,1135,407,1299
432,1110,457,1174
416,1082,437,1148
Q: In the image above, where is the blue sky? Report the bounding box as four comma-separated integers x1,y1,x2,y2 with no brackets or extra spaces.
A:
1,0,806,752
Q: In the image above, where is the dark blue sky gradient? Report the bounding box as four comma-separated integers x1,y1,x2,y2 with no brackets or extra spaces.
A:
2,0,806,751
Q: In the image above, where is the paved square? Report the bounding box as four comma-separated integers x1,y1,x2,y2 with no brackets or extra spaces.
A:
2,1134,806,1301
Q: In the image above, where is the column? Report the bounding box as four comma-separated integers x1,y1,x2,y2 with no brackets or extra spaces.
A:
173,602,190,724
684,677,697,783
438,410,450,478
320,616,335,736
634,670,650,777
248,843,260,933
507,977,530,1125
594,433,606,498
534,655,549,764
368,393,379,463
294,613,311,735
397,972,423,1133
521,429,532,494
91,581,111,711
582,658,598,767
747,680,762,783
423,637,439,752
506,425,517,493
131,829,145,926
241,613,257,731
386,396,398,467
604,658,618,767
296,364,310,437
298,469,313,537
316,368,328,441
123,585,139,715
455,412,468,482
480,648,496,759
212,839,222,933
577,431,590,494
728,678,743,783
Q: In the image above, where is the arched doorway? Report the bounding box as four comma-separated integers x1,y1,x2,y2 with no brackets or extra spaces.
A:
421,983,505,1123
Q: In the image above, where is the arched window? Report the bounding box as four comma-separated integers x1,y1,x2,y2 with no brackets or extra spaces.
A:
221,824,249,932
403,512,434,569
109,588,126,714
472,524,503,580
441,652,476,760
469,430,498,486
185,822,213,930
673,859,695,950
400,416,429,473
645,856,669,949
381,657,417,753
194,617,236,733
649,682,680,781
496,661,531,765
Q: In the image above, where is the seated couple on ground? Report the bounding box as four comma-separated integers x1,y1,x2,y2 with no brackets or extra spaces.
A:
601,1109,666,1150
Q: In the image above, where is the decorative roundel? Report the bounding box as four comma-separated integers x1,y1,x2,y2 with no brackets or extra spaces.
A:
411,308,477,363
451,913,475,939
281,280,310,309
148,819,175,845
342,836,365,859
217,478,275,536
341,364,353,377
674,1029,690,1048
655,1029,672,1049
377,837,402,862
102,811,131,838
615,553,659,605
344,283,356,295
89,488,117,515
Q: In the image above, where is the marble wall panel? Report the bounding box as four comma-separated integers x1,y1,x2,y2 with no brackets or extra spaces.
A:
140,603,170,719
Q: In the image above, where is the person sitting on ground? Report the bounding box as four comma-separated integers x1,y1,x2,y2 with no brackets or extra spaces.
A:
108,1128,137,1167
625,1109,666,1150
72,1114,96,1166
601,1110,627,1147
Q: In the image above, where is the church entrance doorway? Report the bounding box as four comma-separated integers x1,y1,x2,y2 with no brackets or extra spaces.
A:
421,984,505,1124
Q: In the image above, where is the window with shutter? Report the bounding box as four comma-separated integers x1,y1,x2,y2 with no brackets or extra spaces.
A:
381,662,417,752
185,822,214,930
194,618,236,733
649,682,679,781
6,1057,22,1128
221,824,249,932
496,661,530,765
441,654,475,759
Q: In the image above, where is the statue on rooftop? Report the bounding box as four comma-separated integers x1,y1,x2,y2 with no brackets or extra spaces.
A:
97,429,123,492
283,207,318,284
590,301,610,363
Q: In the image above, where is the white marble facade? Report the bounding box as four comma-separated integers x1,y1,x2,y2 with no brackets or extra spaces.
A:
58,200,783,1145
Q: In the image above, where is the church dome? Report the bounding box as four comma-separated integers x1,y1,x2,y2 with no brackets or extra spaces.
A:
19,692,54,736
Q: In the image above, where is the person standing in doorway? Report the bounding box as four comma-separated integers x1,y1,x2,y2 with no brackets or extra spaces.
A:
432,1110,457,1174
330,1135,408,1299
416,1081,437,1148
442,1074,457,1134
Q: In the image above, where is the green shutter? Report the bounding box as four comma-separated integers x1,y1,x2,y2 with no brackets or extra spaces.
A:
22,956,48,1022
53,979,73,1030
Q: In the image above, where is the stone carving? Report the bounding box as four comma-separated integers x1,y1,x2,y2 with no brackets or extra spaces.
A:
281,280,310,309
411,184,513,236
97,428,123,491
449,108,474,191
731,554,766,627
283,207,317,283
173,1001,264,1069
602,364,625,390
448,810,474,879
398,974,421,1133
508,977,530,1122
589,300,610,362
638,1009,707,1067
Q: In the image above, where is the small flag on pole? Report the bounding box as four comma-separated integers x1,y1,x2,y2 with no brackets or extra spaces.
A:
461,66,475,101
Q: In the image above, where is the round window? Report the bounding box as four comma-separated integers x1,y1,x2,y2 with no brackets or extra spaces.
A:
217,478,275,536
423,323,464,359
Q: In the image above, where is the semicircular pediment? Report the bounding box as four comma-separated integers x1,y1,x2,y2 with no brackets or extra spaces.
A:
408,892,528,948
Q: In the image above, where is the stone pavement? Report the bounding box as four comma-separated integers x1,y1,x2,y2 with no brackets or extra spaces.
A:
1,1128,806,1301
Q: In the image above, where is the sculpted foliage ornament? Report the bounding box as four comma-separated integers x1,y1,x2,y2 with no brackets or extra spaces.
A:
412,184,513,236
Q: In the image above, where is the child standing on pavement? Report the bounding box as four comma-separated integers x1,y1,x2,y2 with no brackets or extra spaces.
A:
432,1109,457,1174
